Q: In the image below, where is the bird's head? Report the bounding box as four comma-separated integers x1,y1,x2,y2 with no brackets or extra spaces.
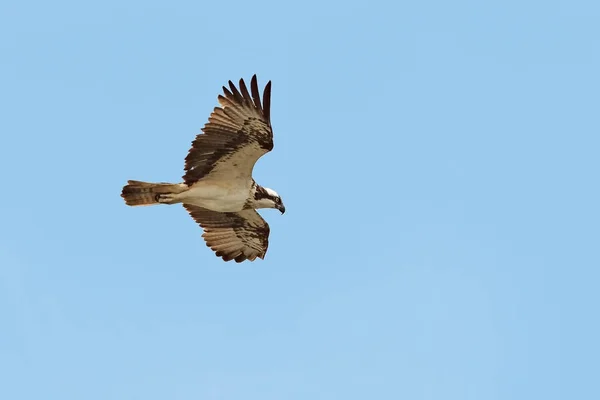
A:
253,186,285,214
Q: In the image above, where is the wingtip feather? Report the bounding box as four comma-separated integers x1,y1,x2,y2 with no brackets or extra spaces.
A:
263,80,272,122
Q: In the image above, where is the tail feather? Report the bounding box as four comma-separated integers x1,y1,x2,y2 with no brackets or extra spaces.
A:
121,180,187,206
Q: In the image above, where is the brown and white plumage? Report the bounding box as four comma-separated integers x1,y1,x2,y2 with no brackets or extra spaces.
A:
120,75,285,263
184,75,273,184
184,205,270,262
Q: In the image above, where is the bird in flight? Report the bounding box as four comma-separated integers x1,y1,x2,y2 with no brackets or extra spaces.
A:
121,75,285,262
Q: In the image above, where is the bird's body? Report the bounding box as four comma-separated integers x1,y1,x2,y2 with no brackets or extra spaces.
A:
181,180,252,212
121,75,285,263
157,179,254,211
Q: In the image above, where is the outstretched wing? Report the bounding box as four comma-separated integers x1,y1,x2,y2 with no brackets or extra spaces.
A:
184,75,273,185
183,204,270,262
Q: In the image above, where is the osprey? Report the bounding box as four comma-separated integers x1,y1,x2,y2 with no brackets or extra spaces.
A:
121,75,285,263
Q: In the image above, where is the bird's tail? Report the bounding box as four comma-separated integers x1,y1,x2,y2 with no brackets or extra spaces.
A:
121,180,187,206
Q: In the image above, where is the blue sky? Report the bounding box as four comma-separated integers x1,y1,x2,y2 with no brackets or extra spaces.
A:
1,0,599,399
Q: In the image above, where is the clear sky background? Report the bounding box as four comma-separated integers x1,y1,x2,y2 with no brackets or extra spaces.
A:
1,1,599,399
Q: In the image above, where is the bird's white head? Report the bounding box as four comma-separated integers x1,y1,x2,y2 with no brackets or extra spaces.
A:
253,186,285,214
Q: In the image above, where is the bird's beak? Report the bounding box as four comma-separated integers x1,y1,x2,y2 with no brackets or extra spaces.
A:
278,204,286,214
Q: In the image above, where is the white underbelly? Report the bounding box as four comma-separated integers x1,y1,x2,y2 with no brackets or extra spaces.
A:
178,181,249,212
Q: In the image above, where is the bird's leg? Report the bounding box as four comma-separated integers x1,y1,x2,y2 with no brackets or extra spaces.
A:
155,193,178,204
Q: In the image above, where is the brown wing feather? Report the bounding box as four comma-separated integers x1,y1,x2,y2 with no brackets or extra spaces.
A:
184,205,270,263
184,75,273,185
